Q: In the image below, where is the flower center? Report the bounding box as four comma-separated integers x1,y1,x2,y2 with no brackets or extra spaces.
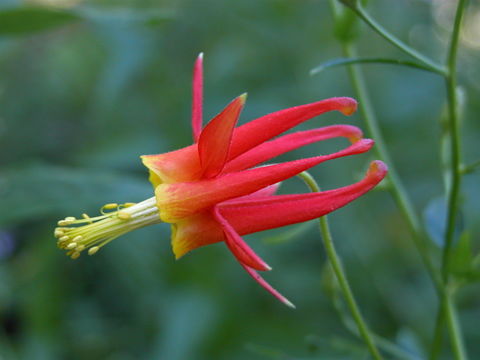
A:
54,197,161,259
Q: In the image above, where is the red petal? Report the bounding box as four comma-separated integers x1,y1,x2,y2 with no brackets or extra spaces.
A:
192,53,204,142
224,125,363,173
241,264,295,308
214,207,271,271
228,183,280,201
155,139,374,222
221,161,388,234
141,146,202,185
198,94,247,178
228,97,357,160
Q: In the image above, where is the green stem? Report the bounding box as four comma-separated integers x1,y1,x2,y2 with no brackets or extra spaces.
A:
433,1,469,359
352,3,446,75
341,42,441,292
310,57,442,75
441,0,467,282
461,159,480,174
429,298,446,360
444,293,467,360
298,172,383,360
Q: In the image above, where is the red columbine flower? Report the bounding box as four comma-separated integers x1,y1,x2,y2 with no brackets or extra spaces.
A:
55,54,387,307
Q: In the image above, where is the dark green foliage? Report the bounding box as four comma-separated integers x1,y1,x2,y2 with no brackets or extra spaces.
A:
0,0,479,359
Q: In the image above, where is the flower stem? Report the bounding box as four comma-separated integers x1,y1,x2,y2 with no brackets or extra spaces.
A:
351,3,446,75
340,42,441,291
298,172,383,360
441,0,467,283
433,1,469,359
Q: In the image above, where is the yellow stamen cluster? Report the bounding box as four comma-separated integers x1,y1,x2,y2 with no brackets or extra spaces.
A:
54,197,161,259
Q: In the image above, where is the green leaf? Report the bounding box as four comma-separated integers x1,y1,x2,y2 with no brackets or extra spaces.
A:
338,0,359,9
0,7,80,35
449,232,480,283
0,163,151,226
77,7,175,27
450,232,473,273
310,57,440,76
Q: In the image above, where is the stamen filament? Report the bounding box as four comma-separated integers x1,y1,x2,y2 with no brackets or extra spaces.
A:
54,197,161,259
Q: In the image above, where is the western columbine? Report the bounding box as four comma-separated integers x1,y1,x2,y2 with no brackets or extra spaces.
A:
55,54,387,307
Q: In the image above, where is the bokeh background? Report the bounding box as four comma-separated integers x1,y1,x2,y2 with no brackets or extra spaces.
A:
1,0,479,359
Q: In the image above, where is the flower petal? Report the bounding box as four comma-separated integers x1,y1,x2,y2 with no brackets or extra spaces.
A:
142,98,357,185
214,207,271,271
241,264,295,308
170,211,222,259
155,139,374,222
198,94,247,178
141,146,201,185
192,53,204,142
224,125,363,173
228,97,357,160
221,161,388,234
229,183,280,200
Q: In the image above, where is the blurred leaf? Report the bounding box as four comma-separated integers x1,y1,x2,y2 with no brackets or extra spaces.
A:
338,0,359,9
395,328,425,360
149,292,217,360
77,7,175,27
304,335,369,359
245,343,295,360
0,6,174,36
423,197,464,248
449,232,480,283
0,7,79,35
450,232,473,273
0,163,151,226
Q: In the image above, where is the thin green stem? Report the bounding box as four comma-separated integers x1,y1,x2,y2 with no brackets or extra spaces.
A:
429,299,445,360
327,1,469,358
444,293,467,360
298,172,383,360
461,159,480,174
352,4,446,75
433,1,469,359
441,0,467,281
341,42,441,291
310,57,442,75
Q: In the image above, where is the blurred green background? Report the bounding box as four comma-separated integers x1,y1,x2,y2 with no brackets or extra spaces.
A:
1,0,479,359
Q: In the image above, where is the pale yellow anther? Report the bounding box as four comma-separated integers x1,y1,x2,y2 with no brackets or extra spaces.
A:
65,216,76,222
76,244,85,252
57,220,70,226
82,213,93,223
59,236,70,242
54,229,64,237
88,246,99,255
73,235,83,242
71,252,80,259
117,211,131,220
123,203,136,207
103,203,119,210
67,242,77,249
